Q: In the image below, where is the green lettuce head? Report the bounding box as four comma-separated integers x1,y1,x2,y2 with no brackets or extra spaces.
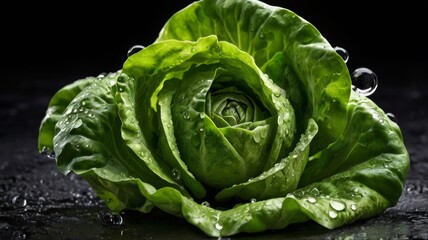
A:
38,0,410,237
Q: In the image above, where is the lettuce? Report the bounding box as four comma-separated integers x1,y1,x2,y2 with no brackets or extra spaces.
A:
38,0,410,237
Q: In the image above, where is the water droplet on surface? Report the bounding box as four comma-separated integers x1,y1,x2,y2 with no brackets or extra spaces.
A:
334,46,349,63
351,67,378,96
307,197,317,203
98,211,123,226
351,204,357,211
47,152,56,160
171,168,181,181
201,201,210,207
250,198,257,203
199,128,204,132
127,45,145,57
328,210,338,219
386,112,397,123
330,200,346,211
11,195,27,208
215,222,223,230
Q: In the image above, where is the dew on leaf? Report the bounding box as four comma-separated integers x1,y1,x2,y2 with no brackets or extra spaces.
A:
334,46,349,63
127,45,145,57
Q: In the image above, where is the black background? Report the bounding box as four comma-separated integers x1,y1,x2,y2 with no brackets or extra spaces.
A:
3,0,428,94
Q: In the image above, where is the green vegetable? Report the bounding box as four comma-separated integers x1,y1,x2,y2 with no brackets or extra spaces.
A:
38,0,410,237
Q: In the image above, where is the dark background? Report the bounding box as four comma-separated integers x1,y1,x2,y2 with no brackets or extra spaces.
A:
3,0,428,92
1,1,427,239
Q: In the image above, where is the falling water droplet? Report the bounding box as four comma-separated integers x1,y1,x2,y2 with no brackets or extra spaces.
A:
171,168,181,181
351,204,358,211
386,112,397,123
307,197,317,203
127,45,145,57
201,201,210,207
328,210,338,219
351,67,378,96
334,46,349,63
11,195,27,208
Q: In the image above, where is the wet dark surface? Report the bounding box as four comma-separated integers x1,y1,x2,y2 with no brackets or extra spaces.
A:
2,1,428,239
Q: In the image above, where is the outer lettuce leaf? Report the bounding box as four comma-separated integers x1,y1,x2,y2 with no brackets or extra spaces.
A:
48,72,192,212
38,76,94,152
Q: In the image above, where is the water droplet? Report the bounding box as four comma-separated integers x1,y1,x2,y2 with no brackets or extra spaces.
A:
201,201,210,207
199,112,205,119
11,195,27,208
98,211,123,226
183,112,190,119
273,89,281,97
199,128,204,132
250,198,257,203
309,187,320,196
386,112,397,123
334,46,349,63
171,168,181,181
351,204,357,211
351,67,378,96
215,222,223,230
330,200,346,211
97,73,107,79
307,197,317,203
328,210,338,219
127,45,144,57
47,152,56,160
259,32,265,39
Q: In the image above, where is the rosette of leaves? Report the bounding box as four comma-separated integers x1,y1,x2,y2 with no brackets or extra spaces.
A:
38,0,409,237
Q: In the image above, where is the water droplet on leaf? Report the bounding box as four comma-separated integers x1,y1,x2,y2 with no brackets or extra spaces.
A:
351,204,357,211
330,200,346,211
250,198,257,203
215,222,223,230
328,210,338,219
171,168,181,181
127,45,145,57
351,67,378,96
386,112,397,123
307,197,317,203
334,46,349,63
201,201,210,207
